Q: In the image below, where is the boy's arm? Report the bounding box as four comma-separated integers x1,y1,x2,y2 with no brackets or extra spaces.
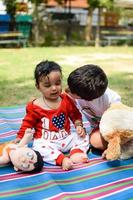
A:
65,94,86,137
17,128,34,147
74,120,83,127
75,120,86,138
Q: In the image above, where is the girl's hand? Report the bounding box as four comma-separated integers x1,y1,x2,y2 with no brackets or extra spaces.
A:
17,128,34,147
76,126,86,138
23,128,34,142
13,138,21,144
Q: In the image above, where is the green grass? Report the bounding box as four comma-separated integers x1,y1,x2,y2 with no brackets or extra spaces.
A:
0,46,133,107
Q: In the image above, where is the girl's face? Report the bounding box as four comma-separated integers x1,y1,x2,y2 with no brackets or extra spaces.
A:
37,71,62,100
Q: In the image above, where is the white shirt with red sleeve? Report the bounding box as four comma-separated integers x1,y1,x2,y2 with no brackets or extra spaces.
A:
75,88,121,129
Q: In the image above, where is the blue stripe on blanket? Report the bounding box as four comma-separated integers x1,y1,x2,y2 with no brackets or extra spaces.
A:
0,105,133,200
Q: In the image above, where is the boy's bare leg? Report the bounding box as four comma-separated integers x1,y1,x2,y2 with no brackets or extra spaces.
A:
90,129,107,150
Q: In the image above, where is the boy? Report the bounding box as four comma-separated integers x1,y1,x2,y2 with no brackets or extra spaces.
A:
0,128,43,173
67,64,121,150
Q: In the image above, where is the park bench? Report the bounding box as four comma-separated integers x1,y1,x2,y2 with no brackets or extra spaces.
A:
0,14,32,47
0,31,27,47
101,26,133,45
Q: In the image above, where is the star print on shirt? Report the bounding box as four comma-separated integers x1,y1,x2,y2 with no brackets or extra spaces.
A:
52,113,66,129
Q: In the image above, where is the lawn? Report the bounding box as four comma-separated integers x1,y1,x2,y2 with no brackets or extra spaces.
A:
0,46,133,107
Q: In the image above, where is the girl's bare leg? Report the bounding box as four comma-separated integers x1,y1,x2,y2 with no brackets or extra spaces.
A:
70,152,89,164
62,157,73,170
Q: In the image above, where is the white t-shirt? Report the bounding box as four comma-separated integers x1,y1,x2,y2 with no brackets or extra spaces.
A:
75,88,121,128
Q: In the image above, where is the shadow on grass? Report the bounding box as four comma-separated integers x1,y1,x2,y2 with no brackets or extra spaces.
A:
0,77,37,106
108,72,133,106
0,71,133,107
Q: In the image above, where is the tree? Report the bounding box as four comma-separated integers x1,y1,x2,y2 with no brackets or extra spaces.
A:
28,0,46,46
52,0,72,43
29,0,65,46
86,0,114,46
3,0,17,30
2,0,65,45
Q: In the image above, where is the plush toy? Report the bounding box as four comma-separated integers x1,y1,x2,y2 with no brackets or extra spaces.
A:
99,103,133,160
0,129,43,172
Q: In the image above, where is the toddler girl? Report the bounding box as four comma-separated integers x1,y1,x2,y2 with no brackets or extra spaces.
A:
16,60,89,170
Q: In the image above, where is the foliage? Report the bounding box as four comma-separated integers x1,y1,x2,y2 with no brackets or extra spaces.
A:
28,0,67,45
88,0,114,9
29,0,45,4
85,0,115,46
3,0,16,18
44,32,54,46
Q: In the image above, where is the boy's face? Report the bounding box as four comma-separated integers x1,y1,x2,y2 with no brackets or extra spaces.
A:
69,93,81,99
65,88,81,99
10,147,37,172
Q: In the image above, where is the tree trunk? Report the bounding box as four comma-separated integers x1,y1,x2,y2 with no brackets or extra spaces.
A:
95,7,102,47
85,7,93,44
32,2,40,46
32,1,49,46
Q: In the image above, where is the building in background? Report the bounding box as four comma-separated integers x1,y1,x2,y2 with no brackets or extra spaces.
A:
0,0,6,14
1,0,132,27
43,0,133,27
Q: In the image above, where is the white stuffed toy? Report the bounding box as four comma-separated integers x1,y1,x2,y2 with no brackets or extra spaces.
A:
100,103,133,160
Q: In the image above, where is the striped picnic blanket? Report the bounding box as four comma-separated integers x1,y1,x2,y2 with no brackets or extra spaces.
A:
0,106,133,200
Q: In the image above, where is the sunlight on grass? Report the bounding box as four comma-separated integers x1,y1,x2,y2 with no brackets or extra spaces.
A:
0,46,133,106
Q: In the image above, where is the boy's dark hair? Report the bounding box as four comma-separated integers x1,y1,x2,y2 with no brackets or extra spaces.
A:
30,150,44,173
34,60,62,85
67,64,108,101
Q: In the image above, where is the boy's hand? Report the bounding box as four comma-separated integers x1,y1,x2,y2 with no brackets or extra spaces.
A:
76,126,86,138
